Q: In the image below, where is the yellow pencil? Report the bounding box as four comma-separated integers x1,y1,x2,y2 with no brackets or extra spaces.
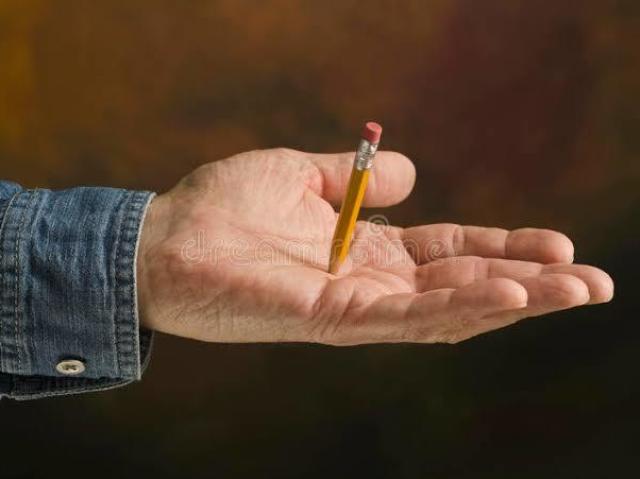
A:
328,121,382,274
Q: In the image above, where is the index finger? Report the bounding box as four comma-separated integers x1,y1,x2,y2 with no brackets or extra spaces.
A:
399,224,575,265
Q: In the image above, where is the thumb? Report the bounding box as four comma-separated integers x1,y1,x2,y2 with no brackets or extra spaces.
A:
308,151,416,207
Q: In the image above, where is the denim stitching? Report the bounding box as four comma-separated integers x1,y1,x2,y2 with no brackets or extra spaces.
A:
0,192,20,372
28,190,44,373
117,192,138,377
14,190,37,374
122,191,141,375
111,191,129,376
10,376,133,399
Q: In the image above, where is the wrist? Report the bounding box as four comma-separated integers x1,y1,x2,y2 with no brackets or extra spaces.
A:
136,195,159,330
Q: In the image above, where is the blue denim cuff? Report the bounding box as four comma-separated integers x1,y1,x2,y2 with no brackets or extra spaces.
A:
0,186,155,400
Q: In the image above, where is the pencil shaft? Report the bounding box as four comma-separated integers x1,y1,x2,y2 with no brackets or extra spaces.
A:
328,166,370,274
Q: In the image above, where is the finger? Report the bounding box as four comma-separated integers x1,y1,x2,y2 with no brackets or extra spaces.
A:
445,273,591,341
400,224,574,265
481,273,590,328
442,277,528,315
541,263,614,304
334,278,527,344
308,150,416,207
415,256,542,291
415,257,613,304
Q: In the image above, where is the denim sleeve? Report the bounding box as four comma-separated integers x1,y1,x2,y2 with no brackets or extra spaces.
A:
0,181,155,400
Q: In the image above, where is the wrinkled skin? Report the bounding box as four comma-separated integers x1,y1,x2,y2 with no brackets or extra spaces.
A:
137,148,613,345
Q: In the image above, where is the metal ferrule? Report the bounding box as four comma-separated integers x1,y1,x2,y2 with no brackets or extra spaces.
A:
354,138,378,170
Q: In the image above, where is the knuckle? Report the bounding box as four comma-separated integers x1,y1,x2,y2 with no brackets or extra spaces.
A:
452,224,465,256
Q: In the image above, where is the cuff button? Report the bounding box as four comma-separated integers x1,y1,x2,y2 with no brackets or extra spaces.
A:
56,359,86,376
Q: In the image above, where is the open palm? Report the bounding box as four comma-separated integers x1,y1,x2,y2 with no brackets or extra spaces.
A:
137,148,613,344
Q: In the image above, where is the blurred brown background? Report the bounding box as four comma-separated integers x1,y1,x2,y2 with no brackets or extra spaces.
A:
1,0,638,477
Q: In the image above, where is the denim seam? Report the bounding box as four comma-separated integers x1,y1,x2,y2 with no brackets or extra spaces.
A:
0,192,20,373
126,194,138,377
116,192,147,379
113,191,150,379
27,190,45,373
13,190,37,375
111,192,129,376
9,376,134,399
116,192,129,375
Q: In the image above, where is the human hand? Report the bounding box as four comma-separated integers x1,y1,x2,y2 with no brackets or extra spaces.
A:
137,148,613,345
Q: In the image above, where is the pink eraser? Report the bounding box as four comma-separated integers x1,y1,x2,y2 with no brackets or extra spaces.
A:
361,121,382,144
